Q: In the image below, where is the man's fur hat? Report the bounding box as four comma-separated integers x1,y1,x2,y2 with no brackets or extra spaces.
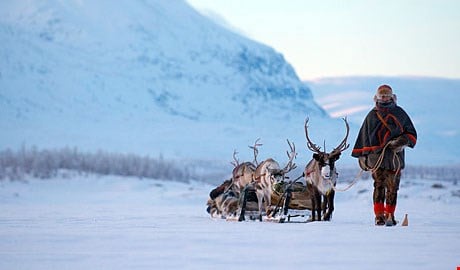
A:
374,84,397,103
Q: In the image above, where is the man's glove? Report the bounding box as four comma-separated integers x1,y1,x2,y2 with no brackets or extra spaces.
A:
358,156,370,171
387,136,409,152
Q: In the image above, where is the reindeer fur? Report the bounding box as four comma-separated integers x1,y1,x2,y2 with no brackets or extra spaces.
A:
303,117,349,222
304,154,339,221
252,158,284,221
232,162,256,191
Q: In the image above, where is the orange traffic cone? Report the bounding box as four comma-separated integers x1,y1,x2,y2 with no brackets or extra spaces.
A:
401,214,408,226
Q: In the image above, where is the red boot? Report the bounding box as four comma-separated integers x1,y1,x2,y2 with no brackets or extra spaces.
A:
374,203,385,226
385,204,397,226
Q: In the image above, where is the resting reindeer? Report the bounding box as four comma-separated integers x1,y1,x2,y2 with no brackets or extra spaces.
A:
304,117,350,221
207,145,258,219
242,140,296,221
206,178,236,218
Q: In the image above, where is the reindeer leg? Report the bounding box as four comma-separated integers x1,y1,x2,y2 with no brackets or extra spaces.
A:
324,190,335,221
307,184,316,221
257,191,264,222
283,187,292,217
265,191,272,218
322,195,327,217
315,191,322,221
310,196,316,221
238,187,248,222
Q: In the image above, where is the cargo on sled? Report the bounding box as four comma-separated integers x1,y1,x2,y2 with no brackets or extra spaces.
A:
237,181,325,223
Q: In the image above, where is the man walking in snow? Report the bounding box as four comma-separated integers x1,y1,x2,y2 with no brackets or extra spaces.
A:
351,85,417,226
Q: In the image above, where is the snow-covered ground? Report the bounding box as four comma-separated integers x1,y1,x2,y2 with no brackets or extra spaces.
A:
1,1,459,268
1,174,459,270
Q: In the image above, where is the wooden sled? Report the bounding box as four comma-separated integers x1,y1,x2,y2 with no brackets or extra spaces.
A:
269,181,313,223
237,181,318,223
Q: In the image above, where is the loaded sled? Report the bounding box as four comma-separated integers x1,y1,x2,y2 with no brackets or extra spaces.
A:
237,181,321,223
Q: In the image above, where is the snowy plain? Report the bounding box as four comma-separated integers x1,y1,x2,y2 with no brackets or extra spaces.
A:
1,173,459,270
1,1,459,269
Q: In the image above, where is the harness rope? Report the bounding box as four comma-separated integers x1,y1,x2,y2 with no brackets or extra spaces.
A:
326,169,363,192
328,141,402,192
324,111,399,192
370,142,402,175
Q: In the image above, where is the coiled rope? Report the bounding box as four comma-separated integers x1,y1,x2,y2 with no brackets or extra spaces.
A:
327,142,402,192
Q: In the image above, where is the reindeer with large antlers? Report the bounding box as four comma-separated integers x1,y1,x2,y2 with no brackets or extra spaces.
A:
245,140,297,221
208,141,258,219
208,139,267,220
304,117,350,221
231,140,261,191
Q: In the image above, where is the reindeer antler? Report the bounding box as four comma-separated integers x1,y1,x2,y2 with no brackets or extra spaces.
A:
283,139,297,173
249,138,262,166
331,117,350,155
230,149,239,167
304,117,322,153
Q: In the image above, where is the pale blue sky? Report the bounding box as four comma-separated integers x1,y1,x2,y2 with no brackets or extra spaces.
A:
186,0,460,80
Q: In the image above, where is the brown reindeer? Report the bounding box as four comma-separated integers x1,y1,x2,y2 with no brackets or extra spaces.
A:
228,140,260,221
208,143,258,219
247,140,297,221
231,148,257,192
207,174,254,219
206,178,237,218
304,117,350,221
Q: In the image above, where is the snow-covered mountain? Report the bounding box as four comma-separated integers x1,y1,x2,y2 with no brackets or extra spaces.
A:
0,0,325,161
1,1,458,167
306,76,460,165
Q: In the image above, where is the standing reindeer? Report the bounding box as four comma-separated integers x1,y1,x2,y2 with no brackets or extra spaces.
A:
304,117,350,221
245,140,297,221
230,140,260,192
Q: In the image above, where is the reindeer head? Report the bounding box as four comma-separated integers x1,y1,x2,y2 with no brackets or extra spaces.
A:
268,139,297,183
311,152,340,180
305,117,350,180
266,166,285,183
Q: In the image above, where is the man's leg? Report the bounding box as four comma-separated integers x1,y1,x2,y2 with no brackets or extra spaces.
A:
372,169,386,225
385,170,401,226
